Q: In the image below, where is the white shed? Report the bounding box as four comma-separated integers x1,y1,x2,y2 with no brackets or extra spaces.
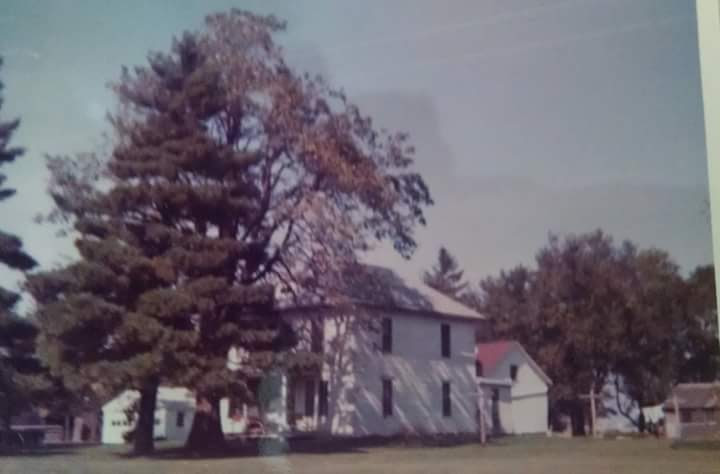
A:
101,387,196,444
476,341,551,435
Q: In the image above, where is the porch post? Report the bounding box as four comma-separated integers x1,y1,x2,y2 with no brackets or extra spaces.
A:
260,370,289,434
279,372,288,433
478,382,486,444
313,377,319,430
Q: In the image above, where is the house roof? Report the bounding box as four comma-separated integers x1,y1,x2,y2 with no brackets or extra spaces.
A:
476,340,552,386
278,264,484,321
662,382,720,411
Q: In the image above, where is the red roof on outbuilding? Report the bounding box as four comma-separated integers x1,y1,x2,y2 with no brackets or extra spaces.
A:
476,340,553,385
476,340,517,372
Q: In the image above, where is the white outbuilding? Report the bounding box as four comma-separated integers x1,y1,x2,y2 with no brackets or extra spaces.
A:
101,387,196,444
476,340,552,435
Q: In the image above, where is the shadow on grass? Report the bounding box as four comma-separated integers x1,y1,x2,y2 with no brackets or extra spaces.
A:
117,434,489,461
670,439,720,451
116,437,367,460
0,443,87,458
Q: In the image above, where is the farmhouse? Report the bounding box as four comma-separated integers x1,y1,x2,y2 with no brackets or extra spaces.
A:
278,265,484,436
476,340,551,435
102,265,485,444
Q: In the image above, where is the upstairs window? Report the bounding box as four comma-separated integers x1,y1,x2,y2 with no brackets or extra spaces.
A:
311,320,323,354
510,364,518,381
176,412,185,428
441,323,451,358
381,317,393,354
476,361,484,377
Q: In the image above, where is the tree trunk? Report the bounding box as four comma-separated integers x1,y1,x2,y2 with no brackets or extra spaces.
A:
2,401,11,432
570,400,586,437
638,410,646,433
133,379,158,456
185,395,226,452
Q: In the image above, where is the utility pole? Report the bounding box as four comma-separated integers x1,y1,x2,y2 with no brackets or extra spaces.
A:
672,392,681,440
579,384,601,438
590,383,597,438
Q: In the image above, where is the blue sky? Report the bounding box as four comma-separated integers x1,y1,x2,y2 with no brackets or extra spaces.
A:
0,0,712,299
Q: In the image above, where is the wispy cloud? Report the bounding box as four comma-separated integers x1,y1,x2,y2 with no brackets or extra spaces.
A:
289,0,602,56
1,47,42,60
344,14,691,77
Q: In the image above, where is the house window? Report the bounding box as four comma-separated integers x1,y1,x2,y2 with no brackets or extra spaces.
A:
154,418,160,426
510,365,518,381
311,320,323,354
442,381,452,417
319,380,329,417
382,378,393,418
305,380,316,417
441,323,451,358
476,361,484,377
176,412,185,428
381,317,393,354
492,388,499,401
679,409,691,423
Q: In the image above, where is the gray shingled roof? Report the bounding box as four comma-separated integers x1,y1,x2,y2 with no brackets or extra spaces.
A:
278,264,484,321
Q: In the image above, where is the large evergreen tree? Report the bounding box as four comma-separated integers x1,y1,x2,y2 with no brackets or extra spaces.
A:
0,57,42,432
31,9,431,454
422,247,468,299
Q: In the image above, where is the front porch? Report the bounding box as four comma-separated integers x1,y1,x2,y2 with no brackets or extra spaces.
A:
235,370,331,437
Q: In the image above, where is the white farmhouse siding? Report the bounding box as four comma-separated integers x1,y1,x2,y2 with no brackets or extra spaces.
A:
278,264,484,437
284,310,479,436
354,312,478,436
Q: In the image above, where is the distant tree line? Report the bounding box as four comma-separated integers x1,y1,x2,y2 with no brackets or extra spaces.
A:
423,234,719,435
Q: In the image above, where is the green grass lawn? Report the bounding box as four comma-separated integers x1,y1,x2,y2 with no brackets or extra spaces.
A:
0,436,717,474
